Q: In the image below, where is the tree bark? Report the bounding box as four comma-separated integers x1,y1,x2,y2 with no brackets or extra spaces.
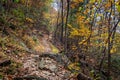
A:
107,2,112,79
64,0,70,53
60,0,64,42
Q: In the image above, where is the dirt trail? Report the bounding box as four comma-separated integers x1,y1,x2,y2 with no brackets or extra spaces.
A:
15,35,74,80
41,35,52,53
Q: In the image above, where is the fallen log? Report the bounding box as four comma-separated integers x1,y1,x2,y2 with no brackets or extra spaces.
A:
77,72,93,80
0,59,11,67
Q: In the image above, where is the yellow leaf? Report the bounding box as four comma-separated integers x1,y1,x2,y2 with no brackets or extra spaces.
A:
68,62,80,71
116,1,120,12
90,0,95,3
110,46,117,54
26,17,34,23
50,43,59,53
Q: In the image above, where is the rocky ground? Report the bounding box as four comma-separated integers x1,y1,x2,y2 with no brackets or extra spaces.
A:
12,35,75,80
14,53,75,80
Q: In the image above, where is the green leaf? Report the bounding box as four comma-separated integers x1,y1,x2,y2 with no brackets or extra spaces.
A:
78,7,82,11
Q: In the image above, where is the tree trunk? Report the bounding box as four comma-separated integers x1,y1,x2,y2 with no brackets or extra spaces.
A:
60,0,64,42
64,0,70,53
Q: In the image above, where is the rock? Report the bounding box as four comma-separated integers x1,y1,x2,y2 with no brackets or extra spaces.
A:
39,53,71,66
20,53,72,80
39,58,45,69
39,57,58,72
38,53,72,80
49,65,57,72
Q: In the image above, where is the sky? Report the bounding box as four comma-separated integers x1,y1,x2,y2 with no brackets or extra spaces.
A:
51,0,60,11
52,2,58,11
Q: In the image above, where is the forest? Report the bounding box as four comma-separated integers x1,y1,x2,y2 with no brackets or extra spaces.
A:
0,0,120,80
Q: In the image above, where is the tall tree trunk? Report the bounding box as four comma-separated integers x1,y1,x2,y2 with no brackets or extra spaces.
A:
60,0,64,42
64,0,70,53
54,1,60,42
107,2,112,79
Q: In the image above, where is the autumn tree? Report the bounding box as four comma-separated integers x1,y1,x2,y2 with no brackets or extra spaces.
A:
64,0,120,79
